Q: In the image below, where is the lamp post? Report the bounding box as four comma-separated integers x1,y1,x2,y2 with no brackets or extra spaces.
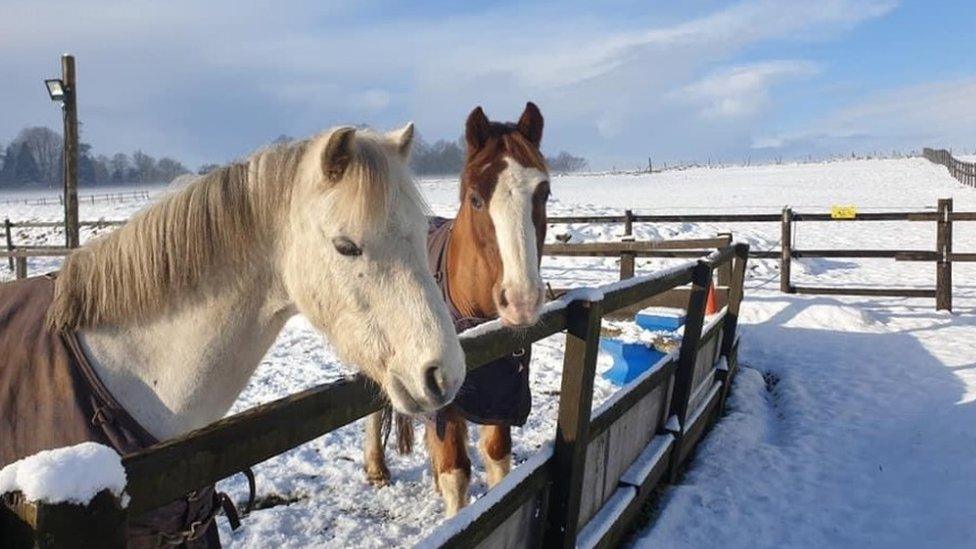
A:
44,54,79,248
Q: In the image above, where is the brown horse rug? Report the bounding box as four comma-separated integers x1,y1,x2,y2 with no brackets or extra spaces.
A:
427,217,532,429
0,275,232,547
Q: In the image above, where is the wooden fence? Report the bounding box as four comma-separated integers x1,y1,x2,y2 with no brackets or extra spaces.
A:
5,198,974,311
2,218,124,275
1,242,749,548
0,189,152,206
924,148,976,188
544,198,974,312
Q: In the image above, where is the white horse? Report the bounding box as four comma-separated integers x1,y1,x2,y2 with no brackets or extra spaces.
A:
49,124,465,441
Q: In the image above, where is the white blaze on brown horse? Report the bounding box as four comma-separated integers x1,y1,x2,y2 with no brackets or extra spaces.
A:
363,103,549,516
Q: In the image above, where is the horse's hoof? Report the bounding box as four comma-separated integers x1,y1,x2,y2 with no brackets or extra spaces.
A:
365,465,391,487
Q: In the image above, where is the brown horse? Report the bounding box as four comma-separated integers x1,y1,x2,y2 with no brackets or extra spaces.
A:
363,103,550,515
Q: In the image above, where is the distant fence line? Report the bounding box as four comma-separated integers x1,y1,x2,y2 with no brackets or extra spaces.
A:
0,189,152,206
923,148,976,188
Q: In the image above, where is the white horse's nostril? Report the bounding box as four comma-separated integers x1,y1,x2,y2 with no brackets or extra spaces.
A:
498,288,509,308
423,362,448,403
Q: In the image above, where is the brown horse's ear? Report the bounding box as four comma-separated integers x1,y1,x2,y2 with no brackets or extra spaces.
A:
465,106,491,151
322,127,356,182
516,102,544,146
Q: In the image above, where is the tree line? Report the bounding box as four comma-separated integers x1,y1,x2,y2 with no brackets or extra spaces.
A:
0,126,588,189
0,126,190,189
409,134,588,175
239,133,589,177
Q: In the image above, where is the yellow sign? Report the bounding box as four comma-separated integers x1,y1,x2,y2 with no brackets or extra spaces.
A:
830,205,857,219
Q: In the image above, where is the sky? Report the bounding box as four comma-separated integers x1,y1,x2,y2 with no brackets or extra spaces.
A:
1,0,974,170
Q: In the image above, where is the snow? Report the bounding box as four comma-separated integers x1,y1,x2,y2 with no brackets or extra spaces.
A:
3,157,976,547
0,442,127,505
577,484,636,549
414,444,553,548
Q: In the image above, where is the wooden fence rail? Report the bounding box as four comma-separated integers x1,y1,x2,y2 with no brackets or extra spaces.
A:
0,189,152,206
924,148,976,188
545,198,973,312
2,241,750,548
7,198,973,308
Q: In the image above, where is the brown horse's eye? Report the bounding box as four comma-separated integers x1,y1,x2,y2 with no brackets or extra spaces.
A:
332,236,362,257
470,193,485,210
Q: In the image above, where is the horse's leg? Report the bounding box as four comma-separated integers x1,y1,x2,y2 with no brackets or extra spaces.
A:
425,406,470,516
478,424,512,488
363,410,390,486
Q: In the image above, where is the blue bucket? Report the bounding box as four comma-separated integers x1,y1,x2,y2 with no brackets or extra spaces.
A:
635,311,686,332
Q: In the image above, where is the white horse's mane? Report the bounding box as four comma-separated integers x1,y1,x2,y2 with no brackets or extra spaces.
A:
48,128,419,329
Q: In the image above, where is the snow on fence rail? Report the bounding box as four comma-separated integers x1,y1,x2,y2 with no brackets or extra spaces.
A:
924,148,976,188
1,243,749,548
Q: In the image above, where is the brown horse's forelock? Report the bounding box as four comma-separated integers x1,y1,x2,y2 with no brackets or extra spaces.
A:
460,124,547,203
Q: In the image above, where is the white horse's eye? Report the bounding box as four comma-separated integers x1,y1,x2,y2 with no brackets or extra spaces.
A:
332,236,362,257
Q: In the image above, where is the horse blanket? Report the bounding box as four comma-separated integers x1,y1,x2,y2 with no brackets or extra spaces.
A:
0,275,226,547
427,217,532,428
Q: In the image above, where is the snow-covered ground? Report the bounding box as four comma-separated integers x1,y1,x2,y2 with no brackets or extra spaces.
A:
2,157,975,547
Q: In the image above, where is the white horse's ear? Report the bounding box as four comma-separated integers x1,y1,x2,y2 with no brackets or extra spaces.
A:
322,127,356,182
516,102,543,146
392,122,414,158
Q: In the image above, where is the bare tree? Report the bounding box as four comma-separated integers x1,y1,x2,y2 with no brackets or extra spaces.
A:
546,151,588,173
109,153,130,183
156,157,189,182
131,150,156,182
13,127,62,185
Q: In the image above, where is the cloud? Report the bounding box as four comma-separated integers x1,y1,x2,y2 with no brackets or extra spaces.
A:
0,0,900,167
754,76,976,153
674,61,821,119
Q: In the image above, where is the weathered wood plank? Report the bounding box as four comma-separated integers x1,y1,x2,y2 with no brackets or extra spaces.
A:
545,298,603,548
937,198,952,311
578,429,610,526
418,450,552,548
791,286,936,298
589,360,675,440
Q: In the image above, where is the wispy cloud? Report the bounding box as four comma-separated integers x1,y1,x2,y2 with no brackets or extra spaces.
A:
673,61,821,119
0,0,903,167
754,76,976,152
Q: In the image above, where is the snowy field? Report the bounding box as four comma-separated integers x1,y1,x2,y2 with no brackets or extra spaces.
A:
2,158,976,548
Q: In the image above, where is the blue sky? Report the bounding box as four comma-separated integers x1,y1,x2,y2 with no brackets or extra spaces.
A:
1,0,974,169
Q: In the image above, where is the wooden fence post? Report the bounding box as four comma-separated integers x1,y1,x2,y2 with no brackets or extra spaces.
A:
671,261,712,427
667,260,712,482
62,54,81,249
936,198,953,312
15,256,27,280
2,489,126,548
544,297,603,548
619,210,635,280
718,244,750,410
716,232,733,286
4,218,13,271
780,207,793,293
720,243,749,359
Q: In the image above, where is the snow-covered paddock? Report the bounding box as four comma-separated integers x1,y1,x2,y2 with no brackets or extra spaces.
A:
2,158,975,547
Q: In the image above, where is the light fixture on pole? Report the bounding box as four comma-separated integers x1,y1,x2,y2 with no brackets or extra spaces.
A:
43,54,79,248
44,78,65,103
